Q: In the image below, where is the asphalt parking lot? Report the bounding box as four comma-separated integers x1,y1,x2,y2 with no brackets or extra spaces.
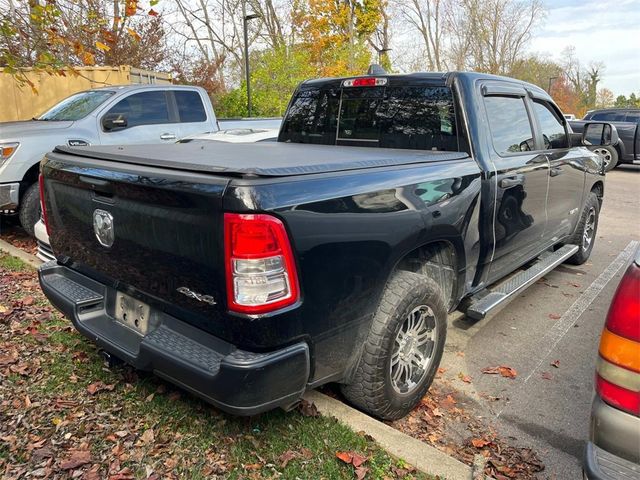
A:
0,165,637,479
445,165,640,478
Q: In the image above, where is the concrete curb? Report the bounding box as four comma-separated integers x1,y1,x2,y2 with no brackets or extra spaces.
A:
0,238,43,268
304,391,473,480
0,239,476,479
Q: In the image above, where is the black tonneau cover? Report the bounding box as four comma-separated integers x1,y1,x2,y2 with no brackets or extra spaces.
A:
53,143,468,177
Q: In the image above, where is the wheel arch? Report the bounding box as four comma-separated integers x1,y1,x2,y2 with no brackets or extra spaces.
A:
20,162,41,198
393,237,464,311
590,180,604,206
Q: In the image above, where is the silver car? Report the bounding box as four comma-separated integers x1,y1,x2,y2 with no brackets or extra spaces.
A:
584,247,640,478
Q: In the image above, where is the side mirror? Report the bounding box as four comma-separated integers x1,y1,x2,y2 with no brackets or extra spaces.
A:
582,122,618,147
102,113,128,131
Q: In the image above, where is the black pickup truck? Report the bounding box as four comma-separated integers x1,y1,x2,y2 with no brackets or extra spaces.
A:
570,108,639,171
38,71,615,420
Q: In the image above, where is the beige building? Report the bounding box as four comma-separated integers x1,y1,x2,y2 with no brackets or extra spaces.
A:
0,65,172,122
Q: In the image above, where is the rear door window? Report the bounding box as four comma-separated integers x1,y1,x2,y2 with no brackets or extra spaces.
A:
484,96,535,154
625,112,640,123
175,90,207,122
279,84,458,151
591,112,626,121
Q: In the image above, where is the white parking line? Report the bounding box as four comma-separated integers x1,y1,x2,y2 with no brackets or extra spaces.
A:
496,240,639,418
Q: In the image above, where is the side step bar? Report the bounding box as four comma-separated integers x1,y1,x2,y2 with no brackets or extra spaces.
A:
465,244,579,320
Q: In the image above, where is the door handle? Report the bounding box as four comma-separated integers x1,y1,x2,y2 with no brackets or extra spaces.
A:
499,175,524,188
160,133,176,140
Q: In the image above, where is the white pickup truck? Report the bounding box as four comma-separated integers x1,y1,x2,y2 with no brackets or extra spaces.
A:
0,84,219,235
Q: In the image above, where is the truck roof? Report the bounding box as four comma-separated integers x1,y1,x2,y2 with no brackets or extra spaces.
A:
51,142,468,177
300,71,551,101
89,84,204,92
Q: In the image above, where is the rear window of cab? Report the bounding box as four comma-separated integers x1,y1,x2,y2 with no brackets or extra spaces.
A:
279,84,459,151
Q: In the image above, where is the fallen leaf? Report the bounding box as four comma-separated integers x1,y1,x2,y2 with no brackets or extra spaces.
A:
278,450,297,468
243,463,262,470
471,438,491,448
139,428,154,444
355,466,368,480
87,382,115,395
541,372,553,380
548,313,561,320
481,366,517,379
60,449,91,470
336,451,353,464
22,296,35,305
551,360,560,368
351,452,367,468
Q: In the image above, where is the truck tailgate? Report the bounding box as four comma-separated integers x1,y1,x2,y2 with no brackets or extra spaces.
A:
41,153,229,322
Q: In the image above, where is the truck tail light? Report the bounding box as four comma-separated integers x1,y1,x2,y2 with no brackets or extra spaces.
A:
595,261,640,416
39,174,50,235
224,213,299,314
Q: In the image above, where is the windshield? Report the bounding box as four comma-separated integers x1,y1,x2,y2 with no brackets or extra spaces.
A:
37,90,115,121
279,84,458,151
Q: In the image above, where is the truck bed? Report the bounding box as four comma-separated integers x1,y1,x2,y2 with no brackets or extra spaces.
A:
53,143,468,177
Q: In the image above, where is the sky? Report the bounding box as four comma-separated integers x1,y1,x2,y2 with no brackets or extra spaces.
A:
529,0,640,95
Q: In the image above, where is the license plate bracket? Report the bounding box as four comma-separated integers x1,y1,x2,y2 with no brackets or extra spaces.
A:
115,292,151,335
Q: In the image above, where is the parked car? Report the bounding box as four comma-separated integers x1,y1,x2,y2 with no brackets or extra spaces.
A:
217,118,282,131
38,70,613,419
0,84,218,235
584,248,640,479
564,113,577,121
570,108,639,171
178,128,279,144
33,127,281,261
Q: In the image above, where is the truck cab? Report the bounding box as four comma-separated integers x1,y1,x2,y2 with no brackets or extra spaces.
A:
0,84,216,235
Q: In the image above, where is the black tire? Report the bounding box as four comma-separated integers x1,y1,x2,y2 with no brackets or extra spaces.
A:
590,146,618,172
340,270,447,420
566,192,600,265
18,182,40,237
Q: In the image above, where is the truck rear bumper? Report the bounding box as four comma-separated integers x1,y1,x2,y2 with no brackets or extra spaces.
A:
38,261,310,416
0,182,20,210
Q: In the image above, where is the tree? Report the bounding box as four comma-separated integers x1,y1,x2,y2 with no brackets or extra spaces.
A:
0,0,162,88
614,93,640,108
218,44,315,116
400,0,545,74
294,0,380,75
398,0,447,70
560,46,604,112
509,54,562,91
595,88,614,109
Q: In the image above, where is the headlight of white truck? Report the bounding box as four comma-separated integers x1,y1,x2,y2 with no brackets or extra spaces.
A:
0,142,20,165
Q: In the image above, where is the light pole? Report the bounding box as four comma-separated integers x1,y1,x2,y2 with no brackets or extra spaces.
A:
243,9,260,117
548,76,558,93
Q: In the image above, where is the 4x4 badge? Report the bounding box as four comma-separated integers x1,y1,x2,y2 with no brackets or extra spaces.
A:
93,209,114,248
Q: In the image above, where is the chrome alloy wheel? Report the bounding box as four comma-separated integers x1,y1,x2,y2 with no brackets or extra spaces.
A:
583,207,596,251
592,147,612,168
390,305,437,394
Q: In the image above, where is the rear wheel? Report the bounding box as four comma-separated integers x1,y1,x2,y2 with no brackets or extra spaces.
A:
566,192,600,265
340,270,447,420
590,146,618,171
18,182,40,237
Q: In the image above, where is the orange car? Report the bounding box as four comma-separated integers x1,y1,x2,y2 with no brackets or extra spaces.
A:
584,249,640,479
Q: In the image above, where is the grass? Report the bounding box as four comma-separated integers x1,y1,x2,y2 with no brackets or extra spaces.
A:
0,253,431,479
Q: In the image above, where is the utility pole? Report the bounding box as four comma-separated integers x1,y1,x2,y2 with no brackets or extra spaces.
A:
242,2,260,117
548,76,559,93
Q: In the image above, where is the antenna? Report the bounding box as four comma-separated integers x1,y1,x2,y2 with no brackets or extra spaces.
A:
367,64,387,75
